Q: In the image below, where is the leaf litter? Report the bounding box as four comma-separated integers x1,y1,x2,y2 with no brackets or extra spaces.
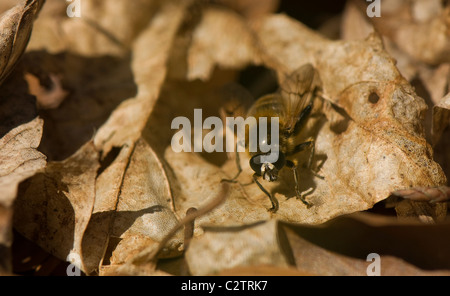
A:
0,0,450,276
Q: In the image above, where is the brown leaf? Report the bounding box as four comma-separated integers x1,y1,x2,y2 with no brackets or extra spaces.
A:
249,15,445,223
0,117,46,203
14,141,99,272
342,2,450,105
284,213,450,275
353,0,450,65
24,72,68,109
0,0,44,85
27,0,161,57
393,186,450,203
186,6,262,81
7,0,450,276
11,0,193,276
94,0,190,156
150,7,447,228
433,93,450,145
286,226,450,276
96,139,182,274
215,0,279,21
0,1,17,14
0,117,46,274
165,10,446,223
433,93,450,180
217,265,312,276
186,220,294,275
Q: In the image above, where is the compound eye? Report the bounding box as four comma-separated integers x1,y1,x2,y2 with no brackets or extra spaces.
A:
249,154,263,175
273,152,285,170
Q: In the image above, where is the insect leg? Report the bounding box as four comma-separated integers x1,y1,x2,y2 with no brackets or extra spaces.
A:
253,173,279,212
305,139,325,180
288,139,324,180
285,160,312,207
292,103,313,135
288,140,313,156
221,147,242,183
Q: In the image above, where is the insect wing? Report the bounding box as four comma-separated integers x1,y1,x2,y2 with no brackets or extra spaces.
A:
219,83,255,155
279,63,317,133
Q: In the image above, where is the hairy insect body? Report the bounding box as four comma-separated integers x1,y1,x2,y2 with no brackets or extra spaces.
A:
225,63,323,212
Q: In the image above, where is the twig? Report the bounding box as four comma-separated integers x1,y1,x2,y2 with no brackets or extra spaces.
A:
392,186,450,203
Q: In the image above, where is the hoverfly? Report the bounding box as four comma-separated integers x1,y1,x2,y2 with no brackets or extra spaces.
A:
222,63,323,213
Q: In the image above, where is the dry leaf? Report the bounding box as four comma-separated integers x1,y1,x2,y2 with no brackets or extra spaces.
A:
217,265,311,276
0,117,46,274
0,117,46,203
352,0,450,65
14,141,99,272
159,8,447,225
0,0,43,138
27,0,160,57
186,220,293,275
284,212,450,274
341,1,450,187
187,6,262,81
94,0,190,156
284,222,450,276
214,0,279,21
247,14,444,223
4,0,450,276
0,0,44,84
341,1,419,82
25,72,68,109
0,0,45,267
433,93,450,179
392,186,450,203
12,1,195,275
433,93,450,145
97,138,182,274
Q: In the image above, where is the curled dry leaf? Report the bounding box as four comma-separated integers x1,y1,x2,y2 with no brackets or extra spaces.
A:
0,0,43,138
0,118,46,274
352,0,450,65
0,0,44,84
0,0,44,275
24,72,68,109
